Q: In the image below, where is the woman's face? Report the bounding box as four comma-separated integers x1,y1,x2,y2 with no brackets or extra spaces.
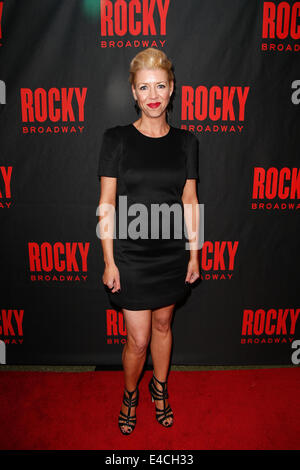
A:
132,68,173,118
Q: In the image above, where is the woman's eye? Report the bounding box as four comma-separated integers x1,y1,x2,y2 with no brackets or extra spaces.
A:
139,84,166,90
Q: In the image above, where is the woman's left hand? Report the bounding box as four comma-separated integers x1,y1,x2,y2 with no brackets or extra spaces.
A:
185,258,200,284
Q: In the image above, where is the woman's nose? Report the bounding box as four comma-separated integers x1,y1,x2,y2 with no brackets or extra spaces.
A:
148,86,158,99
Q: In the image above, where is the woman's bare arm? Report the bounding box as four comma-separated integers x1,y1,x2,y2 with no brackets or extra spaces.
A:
181,179,200,284
98,176,121,293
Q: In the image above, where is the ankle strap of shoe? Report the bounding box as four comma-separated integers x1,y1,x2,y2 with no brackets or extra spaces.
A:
125,387,138,396
123,388,138,406
153,373,167,387
151,376,168,399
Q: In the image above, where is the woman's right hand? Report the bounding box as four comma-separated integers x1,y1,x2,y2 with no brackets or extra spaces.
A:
102,263,121,293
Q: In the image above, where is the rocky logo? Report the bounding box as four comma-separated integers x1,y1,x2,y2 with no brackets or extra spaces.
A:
28,242,89,283
262,1,300,51
0,166,13,209
241,308,300,344
200,241,238,281
251,167,300,211
0,309,24,345
100,0,170,48
106,309,127,344
181,86,249,134
20,87,87,135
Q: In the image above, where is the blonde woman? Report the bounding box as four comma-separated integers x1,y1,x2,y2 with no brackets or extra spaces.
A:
97,48,200,434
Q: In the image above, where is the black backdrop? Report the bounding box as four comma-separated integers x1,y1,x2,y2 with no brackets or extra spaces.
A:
0,0,299,365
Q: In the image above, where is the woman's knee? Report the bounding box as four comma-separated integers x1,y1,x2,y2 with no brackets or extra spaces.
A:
127,334,150,355
122,308,151,355
152,317,172,334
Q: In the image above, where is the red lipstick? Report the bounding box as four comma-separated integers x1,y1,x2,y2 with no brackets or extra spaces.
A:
147,102,161,109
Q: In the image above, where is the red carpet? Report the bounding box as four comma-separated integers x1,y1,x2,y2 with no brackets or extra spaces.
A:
0,368,299,450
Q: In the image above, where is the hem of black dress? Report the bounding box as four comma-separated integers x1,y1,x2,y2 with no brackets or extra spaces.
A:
107,286,190,311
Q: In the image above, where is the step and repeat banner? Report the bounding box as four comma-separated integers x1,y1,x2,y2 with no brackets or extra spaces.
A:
0,0,299,366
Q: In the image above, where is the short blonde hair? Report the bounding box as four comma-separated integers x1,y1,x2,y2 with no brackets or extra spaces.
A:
129,47,174,87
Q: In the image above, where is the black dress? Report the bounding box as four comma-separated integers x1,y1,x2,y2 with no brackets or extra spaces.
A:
97,123,199,311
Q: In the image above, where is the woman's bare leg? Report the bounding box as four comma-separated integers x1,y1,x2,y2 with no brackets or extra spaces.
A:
150,303,175,426
120,308,152,433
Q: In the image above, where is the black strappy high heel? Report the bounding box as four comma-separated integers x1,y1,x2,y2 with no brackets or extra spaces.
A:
118,387,139,435
148,373,174,427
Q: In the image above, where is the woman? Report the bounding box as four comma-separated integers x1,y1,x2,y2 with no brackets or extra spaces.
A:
97,48,200,435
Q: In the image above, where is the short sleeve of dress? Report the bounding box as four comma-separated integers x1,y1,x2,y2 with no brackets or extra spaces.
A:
185,131,199,181
97,126,122,179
